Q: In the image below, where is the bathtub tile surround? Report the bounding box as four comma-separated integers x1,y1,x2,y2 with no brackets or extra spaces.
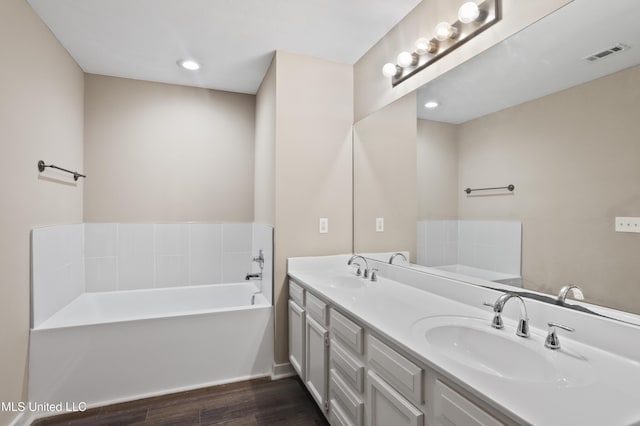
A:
117,223,155,291
418,220,522,277
31,224,84,328
189,224,223,285
252,224,274,305
31,223,273,328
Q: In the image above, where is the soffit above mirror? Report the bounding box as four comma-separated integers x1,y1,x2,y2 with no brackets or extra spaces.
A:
27,0,422,94
418,0,640,123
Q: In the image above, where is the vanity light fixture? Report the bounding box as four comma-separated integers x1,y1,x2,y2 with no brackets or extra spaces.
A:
434,22,459,41
177,59,200,71
415,38,438,55
381,0,500,87
424,101,439,109
397,51,419,68
382,63,402,78
458,2,481,24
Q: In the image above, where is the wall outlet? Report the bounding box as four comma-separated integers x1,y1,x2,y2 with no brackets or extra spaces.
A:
615,217,640,233
319,218,329,234
376,217,384,232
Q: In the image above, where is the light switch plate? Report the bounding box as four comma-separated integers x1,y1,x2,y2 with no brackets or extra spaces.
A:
319,218,329,234
615,217,640,233
376,217,384,232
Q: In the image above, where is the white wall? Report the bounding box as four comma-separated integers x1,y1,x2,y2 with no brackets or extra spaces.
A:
0,0,84,423
353,92,417,259
272,51,354,365
254,57,277,227
417,119,458,220
83,74,256,223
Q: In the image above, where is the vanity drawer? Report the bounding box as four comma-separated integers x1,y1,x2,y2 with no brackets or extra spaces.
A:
331,309,364,355
330,369,364,426
330,400,353,426
331,340,365,393
306,292,328,326
434,380,504,426
289,280,305,306
368,335,423,404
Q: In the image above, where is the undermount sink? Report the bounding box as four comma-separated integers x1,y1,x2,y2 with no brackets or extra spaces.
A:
323,275,368,289
412,316,594,387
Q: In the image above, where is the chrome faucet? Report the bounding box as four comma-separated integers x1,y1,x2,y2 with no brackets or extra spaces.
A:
388,252,407,264
245,272,262,280
347,255,369,279
557,284,584,304
253,249,265,269
490,293,530,338
545,322,575,350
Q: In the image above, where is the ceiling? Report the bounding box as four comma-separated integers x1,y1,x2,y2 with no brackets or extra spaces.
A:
27,0,422,94
417,0,640,123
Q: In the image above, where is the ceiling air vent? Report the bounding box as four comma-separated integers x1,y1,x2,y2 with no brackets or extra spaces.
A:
583,43,631,62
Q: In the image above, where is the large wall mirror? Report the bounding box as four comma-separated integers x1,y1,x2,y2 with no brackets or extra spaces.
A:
354,0,640,319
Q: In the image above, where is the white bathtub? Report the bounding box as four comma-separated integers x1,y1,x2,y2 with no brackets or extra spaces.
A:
28,282,273,412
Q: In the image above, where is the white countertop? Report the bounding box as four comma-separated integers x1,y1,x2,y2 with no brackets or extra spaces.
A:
288,254,640,426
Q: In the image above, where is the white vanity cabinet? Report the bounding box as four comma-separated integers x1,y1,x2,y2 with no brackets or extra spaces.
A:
305,292,330,411
288,276,509,426
305,313,329,411
367,335,424,426
288,281,305,378
433,380,504,426
330,308,366,426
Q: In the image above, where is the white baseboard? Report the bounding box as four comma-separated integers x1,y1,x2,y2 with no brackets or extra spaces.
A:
271,362,296,380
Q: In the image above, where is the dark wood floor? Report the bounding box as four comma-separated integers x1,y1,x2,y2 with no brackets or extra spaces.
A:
32,377,329,426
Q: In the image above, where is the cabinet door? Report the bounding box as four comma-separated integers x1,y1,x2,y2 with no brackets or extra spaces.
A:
434,380,504,426
288,300,305,378
368,371,424,426
305,315,329,412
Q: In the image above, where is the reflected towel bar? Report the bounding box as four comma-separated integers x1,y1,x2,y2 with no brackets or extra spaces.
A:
464,184,514,194
38,160,86,181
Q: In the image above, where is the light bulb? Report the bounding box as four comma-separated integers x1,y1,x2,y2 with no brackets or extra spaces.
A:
382,63,400,78
424,101,439,109
177,59,200,71
397,51,415,68
415,38,437,55
434,22,458,41
458,2,480,24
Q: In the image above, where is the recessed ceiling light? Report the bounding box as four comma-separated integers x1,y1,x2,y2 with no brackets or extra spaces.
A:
425,101,439,109
177,59,200,71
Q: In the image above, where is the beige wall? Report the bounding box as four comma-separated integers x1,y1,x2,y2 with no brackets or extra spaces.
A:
458,65,640,314
354,0,572,121
0,0,84,423
353,93,417,259
417,119,458,220
84,74,256,222
254,56,277,226
273,51,354,364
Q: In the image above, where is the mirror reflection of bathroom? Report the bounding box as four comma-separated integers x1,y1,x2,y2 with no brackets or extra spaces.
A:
354,0,640,315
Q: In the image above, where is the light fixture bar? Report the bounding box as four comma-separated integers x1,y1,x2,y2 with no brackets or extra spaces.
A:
390,0,501,87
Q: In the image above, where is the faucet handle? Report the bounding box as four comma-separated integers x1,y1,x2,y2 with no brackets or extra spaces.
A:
545,322,575,350
352,262,362,276
482,302,494,308
370,268,379,282
362,267,370,279
516,318,530,338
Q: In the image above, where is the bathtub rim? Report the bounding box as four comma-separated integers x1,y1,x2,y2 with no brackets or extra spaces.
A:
33,281,271,331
